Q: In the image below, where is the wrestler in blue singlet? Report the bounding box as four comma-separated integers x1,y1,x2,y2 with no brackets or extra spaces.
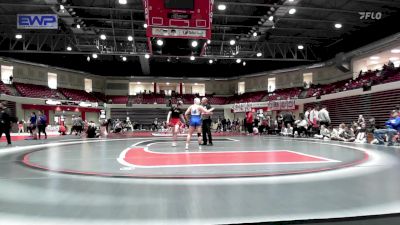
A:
190,106,202,127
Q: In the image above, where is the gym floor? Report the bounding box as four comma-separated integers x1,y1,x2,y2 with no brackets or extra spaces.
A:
1,136,400,225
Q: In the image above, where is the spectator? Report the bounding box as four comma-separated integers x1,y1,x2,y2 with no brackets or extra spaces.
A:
283,111,294,128
373,110,400,146
59,123,67,135
293,114,308,137
152,118,158,131
37,110,47,139
310,105,320,134
18,120,24,133
281,124,293,136
355,123,367,144
246,111,254,135
318,105,331,127
127,120,133,131
358,115,365,127
340,125,356,142
29,112,37,139
86,121,98,138
314,125,331,140
227,119,232,131
221,118,227,132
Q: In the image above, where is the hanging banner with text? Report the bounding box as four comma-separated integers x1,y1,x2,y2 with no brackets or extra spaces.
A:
233,100,296,113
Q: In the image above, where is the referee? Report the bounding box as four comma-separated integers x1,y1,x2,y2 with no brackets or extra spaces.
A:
201,97,213,146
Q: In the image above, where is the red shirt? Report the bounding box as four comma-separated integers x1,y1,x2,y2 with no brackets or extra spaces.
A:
246,112,253,123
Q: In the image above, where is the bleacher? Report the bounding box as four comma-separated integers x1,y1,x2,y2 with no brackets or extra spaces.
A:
306,68,400,98
107,96,129,104
305,89,400,128
13,82,64,99
267,88,301,101
91,92,107,102
226,91,267,104
59,88,98,102
4,66,400,107
0,81,11,95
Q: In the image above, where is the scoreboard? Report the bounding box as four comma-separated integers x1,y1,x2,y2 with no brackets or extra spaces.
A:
143,0,214,40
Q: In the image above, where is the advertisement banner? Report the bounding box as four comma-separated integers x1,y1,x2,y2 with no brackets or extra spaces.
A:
233,100,296,112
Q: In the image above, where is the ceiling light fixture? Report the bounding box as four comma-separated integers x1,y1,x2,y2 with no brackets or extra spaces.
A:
191,40,198,48
156,39,164,46
217,4,226,11
391,49,400,54
289,8,296,14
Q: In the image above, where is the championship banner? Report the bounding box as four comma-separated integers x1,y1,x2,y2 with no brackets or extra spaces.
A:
270,101,281,111
280,100,288,110
233,102,253,113
286,99,296,110
233,100,295,112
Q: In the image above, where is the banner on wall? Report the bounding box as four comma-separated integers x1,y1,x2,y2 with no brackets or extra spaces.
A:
233,100,295,113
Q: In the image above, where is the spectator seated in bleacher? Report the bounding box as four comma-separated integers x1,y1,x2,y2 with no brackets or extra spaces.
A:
373,110,400,146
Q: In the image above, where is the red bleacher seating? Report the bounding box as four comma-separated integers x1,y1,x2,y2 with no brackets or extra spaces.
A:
0,81,11,95
14,82,63,99
59,88,98,102
107,96,128,104
92,92,107,102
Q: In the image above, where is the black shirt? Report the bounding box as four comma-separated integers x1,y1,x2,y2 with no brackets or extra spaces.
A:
170,107,183,118
202,103,212,120
0,107,11,126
